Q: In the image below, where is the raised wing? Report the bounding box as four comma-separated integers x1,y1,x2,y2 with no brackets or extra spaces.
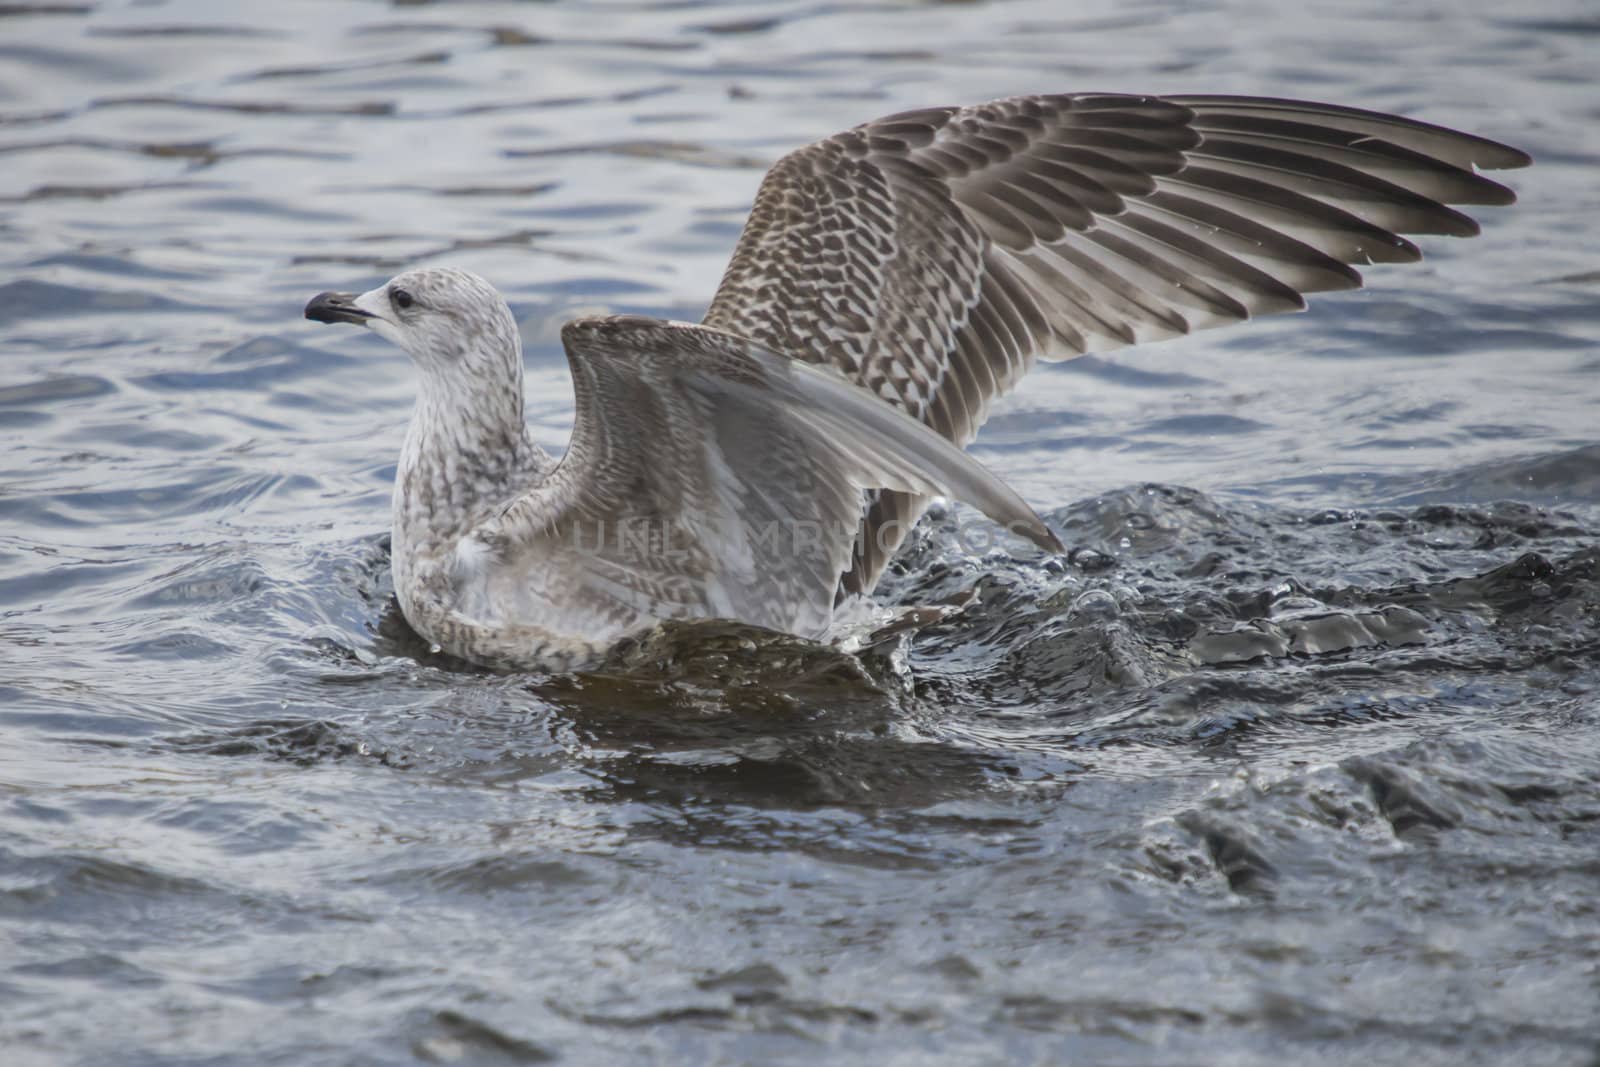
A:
702,93,1530,598
479,317,1061,644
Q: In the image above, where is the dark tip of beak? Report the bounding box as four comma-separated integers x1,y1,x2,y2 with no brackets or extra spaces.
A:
304,291,374,326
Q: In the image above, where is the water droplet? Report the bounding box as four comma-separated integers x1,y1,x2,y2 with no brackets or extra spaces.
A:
1070,589,1120,622
428,642,442,654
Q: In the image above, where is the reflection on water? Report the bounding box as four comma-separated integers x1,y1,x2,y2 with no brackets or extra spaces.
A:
3,0,1600,1063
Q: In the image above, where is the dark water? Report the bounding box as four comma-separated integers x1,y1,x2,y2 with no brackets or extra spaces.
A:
4,1,1600,1063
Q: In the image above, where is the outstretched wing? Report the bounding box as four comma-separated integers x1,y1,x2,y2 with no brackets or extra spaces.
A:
480,317,1060,644
702,93,1530,598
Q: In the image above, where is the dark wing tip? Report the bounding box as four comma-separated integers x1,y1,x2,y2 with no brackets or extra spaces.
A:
1164,93,1532,174
1029,520,1067,556
1475,140,1534,171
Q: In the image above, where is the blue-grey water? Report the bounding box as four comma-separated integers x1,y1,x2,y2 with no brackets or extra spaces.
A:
3,1,1600,1064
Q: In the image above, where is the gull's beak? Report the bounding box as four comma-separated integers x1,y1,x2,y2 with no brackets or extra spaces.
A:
304,291,374,326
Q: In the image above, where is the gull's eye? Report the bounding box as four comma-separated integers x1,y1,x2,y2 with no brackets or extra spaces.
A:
390,287,415,311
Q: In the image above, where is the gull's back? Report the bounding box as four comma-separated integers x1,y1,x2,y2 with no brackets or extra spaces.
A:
419,316,1062,670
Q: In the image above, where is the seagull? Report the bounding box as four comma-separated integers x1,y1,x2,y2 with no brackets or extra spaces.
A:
305,93,1529,671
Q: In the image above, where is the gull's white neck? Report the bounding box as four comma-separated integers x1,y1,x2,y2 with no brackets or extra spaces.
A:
391,335,548,603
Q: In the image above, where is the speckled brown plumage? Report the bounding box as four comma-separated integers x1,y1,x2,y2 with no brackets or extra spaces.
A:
703,93,1529,598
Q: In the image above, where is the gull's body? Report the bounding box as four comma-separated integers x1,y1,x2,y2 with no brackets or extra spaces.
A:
306,93,1528,671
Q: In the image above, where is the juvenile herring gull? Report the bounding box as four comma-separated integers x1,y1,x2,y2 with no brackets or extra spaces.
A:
305,93,1528,670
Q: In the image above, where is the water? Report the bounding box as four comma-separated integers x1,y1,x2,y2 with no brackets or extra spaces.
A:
3,1,1599,1063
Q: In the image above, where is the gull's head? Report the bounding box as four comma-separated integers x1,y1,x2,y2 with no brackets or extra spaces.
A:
304,267,520,380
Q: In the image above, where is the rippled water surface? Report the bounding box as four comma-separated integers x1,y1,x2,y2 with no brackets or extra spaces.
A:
4,1,1600,1063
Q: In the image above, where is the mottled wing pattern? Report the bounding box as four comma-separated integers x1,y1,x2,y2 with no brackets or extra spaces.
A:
702,93,1530,598
487,317,1058,641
